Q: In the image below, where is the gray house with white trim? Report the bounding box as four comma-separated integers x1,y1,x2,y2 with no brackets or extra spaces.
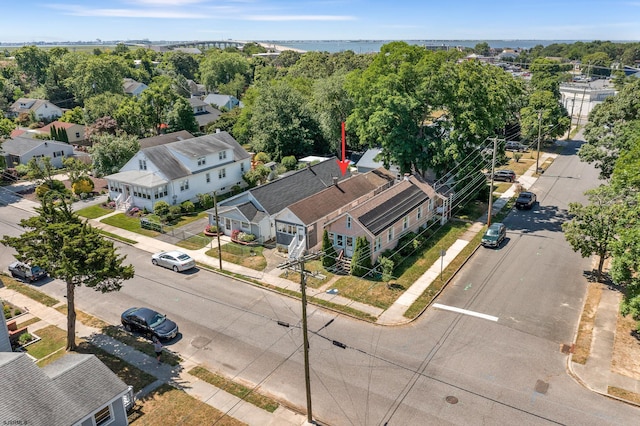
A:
106,131,251,211
0,352,131,426
2,136,75,168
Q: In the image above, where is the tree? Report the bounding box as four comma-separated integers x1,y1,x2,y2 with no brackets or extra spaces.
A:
474,42,490,56
321,230,337,269
519,90,570,144
14,45,49,87
1,197,134,350
160,51,199,81
66,55,128,104
85,92,127,124
529,58,570,98
0,117,16,138
166,96,199,134
311,73,354,155
248,80,322,161
200,51,250,93
89,133,140,176
350,236,371,277
85,116,120,143
63,157,91,184
59,107,85,124
562,184,624,282
114,97,148,137
140,75,179,135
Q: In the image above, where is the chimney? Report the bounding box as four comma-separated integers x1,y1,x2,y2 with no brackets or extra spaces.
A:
332,176,338,186
216,128,221,133
403,173,410,181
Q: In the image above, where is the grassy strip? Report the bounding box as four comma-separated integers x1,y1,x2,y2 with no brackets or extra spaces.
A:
27,324,67,360
608,386,640,405
206,244,267,271
76,204,113,219
572,283,603,365
404,230,484,319
189,366,280,413
75,340,157,393
279,260,333,289
1,274,59,307
176,233,212,250
102,325,182,366
129,383,246,426
101,213,161,237
98,229,138,245
16,316,41,329
55,305,111,329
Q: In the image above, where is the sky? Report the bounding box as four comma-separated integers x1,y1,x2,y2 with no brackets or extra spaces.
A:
1,0,639,43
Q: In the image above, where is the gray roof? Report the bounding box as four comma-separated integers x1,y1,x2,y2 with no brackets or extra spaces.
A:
356,148,400,173
235,158,350,215
144,145,192,180
2,136,63,156
194,105,222,128
9,98,54,113
107,170,168,187
139,130,194,149
237,201,268,222
0,353,128,425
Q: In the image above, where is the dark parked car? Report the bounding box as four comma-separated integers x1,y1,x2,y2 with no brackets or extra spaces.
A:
515,191,537,209
121,307,179,341
493,170,516,182
8,261,46,282
481,223,506,248
505,141,527,152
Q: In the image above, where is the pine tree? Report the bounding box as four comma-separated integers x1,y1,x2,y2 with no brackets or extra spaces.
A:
321,229,337,268
350,236,372,277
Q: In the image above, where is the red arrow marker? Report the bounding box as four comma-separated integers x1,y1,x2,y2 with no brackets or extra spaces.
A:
336,121,350,176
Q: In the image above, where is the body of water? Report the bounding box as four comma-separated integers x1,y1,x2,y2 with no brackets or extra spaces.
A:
263,39,586,54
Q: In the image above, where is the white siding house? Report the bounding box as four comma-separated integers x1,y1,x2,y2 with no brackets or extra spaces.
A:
8,98,63,121
2,137,75,168
106,131,251,211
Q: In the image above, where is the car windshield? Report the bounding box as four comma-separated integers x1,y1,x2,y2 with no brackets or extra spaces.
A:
486,227,501,236
177,254,191,261
31,266,42,273
149,313,166,328
520,193,531,199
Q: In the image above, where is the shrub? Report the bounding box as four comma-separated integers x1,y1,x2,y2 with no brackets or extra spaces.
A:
14,164,29,176
196,193,214,209
254,152,270,164
18,333,33,345
168,205,182,219
378,256,395,282
514,152,523,163
181,200,195,214
281,155,297,171
154,201,170,218
72,176,94,195
321,230,337,268
205,224,218,233
350,236,372,277
35,184,50,199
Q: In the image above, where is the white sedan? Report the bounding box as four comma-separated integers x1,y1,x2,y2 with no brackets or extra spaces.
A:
151,250,196,272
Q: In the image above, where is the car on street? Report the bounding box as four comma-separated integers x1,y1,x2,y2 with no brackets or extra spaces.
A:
121,307,179,340
515,191,537,209
493,170,516,182
481,222,506,248
151,250,196,272
505,141,527,152
8,261,46,282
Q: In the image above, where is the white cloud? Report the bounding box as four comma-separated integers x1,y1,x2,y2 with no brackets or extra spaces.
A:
245,14,355,21
126,0,207,5
48,5,206,18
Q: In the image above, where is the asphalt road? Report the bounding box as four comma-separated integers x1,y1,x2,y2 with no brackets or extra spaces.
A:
1,138,639,425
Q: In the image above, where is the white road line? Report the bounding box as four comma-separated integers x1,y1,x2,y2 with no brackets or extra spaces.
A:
432,303,499,322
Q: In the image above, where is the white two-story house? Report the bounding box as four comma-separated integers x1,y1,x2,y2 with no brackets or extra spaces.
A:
105,131,251,211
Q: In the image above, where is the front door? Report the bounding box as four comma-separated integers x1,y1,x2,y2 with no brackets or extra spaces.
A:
345,236,354,257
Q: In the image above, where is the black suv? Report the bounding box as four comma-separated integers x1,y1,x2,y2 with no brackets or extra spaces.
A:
493,170,516,182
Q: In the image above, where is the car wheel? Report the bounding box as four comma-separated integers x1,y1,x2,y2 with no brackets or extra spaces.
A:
173,265,179,272
152,259,158,266
123,323,132,332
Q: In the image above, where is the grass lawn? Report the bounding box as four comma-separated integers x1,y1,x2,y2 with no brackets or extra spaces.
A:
75,340,157,392
16,316,41,329
279,260,334,289
206,244,267,271
55,305,111,329
129,383,246,426
76,204,114,219
101,213,160,237
102,325,182,366
27,325,67,361
98,229,138,245
1,274,59,307
176,232,212,250
189,366,280,413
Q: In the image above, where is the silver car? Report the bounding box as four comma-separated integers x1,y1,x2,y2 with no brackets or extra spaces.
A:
151,250,196,272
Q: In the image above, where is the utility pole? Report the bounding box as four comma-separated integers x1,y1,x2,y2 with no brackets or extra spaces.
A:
277,252,322,425
536,110,543,174
213,191,222,271
486,137,498,226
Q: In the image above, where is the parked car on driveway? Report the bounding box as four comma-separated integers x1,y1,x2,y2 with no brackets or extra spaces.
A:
121,307,179,341
481,223,506,248
8,261,46,282
493,170,516,182
515,191,537,209
151,250,195,272
505,141,527,152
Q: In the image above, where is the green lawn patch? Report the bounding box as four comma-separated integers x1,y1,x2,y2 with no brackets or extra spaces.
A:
330,275,394,309
56,305,110,330
102,325,181,366
206,244,267,271
189,366,279,413
129,384,246,426
279,260,333,289
98,229,138,245
101,213,160,237
75,340,157,392
176,232,213,250
1,274,59,307
76,204,114,219
16,316,41,329
28,324,66,361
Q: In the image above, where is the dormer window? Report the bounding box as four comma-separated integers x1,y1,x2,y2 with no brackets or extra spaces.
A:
219,151,227,160
139,159,147,170
197,157,206,166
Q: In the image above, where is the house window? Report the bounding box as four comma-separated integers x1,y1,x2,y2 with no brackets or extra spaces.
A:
139,159,147,170
198,157,206,166
388,227,394,242
218,168,226,179
154,185,167,199
241,221,249,230
52,150,65,158
180,180,189,191
219,150,227,160
225,218,231,230
94,405,112,426
403,216,409,230
346,216,351,229
336,234,344,247
328,232,335,244
374,236,382,252
75,132,80,138
277,223,296,235
206,173,210,183
240,162,245,172
417,206,423,220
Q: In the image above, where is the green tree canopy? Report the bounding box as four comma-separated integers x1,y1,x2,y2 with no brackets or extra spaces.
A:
89,133,140,176
200,50,250,93
166,96,199,134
